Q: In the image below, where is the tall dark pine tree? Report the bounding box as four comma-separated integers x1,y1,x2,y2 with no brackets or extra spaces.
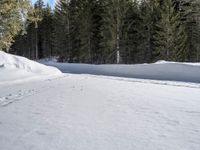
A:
120,0,145,64
99,0,133,64
77,0,104,63
139,0,161,62
177,0,200,61
34,0,45,59
27,0,44,59
154,0,188,61
54,0,70,60
90,0,104,64
68,0,82,62
39,4,54,58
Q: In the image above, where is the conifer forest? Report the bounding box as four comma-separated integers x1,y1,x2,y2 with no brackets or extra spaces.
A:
1,0,200,64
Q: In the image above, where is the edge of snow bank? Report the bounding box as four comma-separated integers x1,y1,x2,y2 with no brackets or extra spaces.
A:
0,51,62,83
43,61,200,83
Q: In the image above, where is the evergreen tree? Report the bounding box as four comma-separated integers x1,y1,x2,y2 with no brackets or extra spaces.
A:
178,0,200,61
99,0,133,63
39,4,54,58
0,0,31,51
53,0,70,60
76,0,104,63
154,0,188,61
139,0,161,62
121,0,146,63
27,0,44,59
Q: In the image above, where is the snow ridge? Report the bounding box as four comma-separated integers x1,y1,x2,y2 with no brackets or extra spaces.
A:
43,61,200,83
0,51,62,82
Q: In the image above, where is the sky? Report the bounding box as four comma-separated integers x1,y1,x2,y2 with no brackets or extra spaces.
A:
31,0,56,8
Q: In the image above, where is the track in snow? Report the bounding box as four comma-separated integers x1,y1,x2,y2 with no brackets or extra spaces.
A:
0,74,200,150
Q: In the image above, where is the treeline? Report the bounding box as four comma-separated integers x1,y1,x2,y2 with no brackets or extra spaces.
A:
11,0,200,64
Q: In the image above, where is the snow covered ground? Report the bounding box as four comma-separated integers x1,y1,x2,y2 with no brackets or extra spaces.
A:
42,60,200,83
0,52,200,150
0,51,61,83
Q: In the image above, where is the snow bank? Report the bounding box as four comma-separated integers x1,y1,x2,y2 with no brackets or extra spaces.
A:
0,51,61,82
43,61,200,83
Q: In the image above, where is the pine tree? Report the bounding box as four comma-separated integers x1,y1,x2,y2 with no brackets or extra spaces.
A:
0,0,31,51
139,0,161,62
98,0,115,63
40,4,54,58
77,0,94,63
178,0,200,61
27,0,44,59
53,0,70,60
90,0,104,64
120,0,145,64
154,0,188,61
75,0,104,63
99,0,133,64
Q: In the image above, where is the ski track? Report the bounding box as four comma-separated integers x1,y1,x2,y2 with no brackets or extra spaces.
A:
0,89,37,107
0,74,69,107
0,74,200,108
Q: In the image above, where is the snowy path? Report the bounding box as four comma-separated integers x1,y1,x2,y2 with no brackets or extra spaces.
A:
0,74,200,150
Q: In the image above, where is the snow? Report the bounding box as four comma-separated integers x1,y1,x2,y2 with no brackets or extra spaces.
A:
42,61,200,83
0,51,62,83
0,53,200,150
0,74,200,150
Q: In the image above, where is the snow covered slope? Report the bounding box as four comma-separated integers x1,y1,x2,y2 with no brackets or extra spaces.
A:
43,61,200,83
0,51,61,83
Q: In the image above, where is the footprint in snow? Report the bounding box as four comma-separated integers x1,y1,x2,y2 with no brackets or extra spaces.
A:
0,89,36,107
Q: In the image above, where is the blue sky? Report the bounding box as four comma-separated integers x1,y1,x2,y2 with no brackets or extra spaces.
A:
31,0,55,8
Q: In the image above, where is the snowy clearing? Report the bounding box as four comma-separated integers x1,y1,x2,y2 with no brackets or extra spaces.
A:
0,53,200,150
0,74,200,150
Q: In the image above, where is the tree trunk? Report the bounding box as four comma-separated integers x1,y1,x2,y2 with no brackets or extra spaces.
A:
116,2,120,64
35,27,38,60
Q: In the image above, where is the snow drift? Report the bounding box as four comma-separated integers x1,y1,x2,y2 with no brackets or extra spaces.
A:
43,61,200,83
0,51,61,82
